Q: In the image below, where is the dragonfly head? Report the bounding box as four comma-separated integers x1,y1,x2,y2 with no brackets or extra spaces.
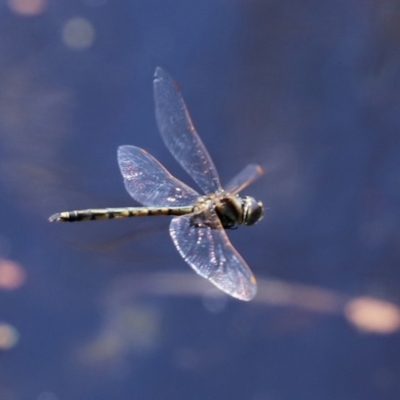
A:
242,196,264,226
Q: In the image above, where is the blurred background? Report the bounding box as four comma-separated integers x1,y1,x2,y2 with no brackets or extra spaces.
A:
1,0,400,399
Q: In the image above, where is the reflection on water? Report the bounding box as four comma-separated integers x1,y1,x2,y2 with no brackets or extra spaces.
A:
7,0,48,16
0,323,19,351
344,297,400,334
0,259,26,290
62,18,96,50
71,271,400,376
77,304,161,372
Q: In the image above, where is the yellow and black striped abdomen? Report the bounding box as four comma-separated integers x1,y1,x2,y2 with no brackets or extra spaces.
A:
49,206,194,222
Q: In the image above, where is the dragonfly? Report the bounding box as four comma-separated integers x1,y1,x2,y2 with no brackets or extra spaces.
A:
49,67,264,301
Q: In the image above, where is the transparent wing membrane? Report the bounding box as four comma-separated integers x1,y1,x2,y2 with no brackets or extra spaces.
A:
224,164,264,195
154,67,221,194
169,209,257,301
118,145,199,207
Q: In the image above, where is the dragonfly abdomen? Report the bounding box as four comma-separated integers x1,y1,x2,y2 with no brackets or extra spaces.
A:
49,206,194,222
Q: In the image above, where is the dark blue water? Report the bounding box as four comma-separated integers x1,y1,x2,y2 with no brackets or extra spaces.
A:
0,1,399,399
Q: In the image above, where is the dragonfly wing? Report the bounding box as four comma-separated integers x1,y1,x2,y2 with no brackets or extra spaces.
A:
224,164,264,195
118,145,199,207
154,67,222,194
169,208,257,301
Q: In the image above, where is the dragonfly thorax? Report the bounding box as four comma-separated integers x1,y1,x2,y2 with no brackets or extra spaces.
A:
215,194,242,229
195,193,264,229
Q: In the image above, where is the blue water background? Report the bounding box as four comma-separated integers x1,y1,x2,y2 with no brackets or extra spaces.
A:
0,1,399,399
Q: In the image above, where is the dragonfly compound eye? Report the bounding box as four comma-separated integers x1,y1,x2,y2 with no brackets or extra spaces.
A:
243,197,264,225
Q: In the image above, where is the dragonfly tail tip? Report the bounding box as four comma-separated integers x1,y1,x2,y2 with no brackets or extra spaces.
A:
48,213,61,223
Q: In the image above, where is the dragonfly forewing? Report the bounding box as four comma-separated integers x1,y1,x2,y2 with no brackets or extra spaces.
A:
118,145,199,207
169,208,257,301
154,67,222,194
